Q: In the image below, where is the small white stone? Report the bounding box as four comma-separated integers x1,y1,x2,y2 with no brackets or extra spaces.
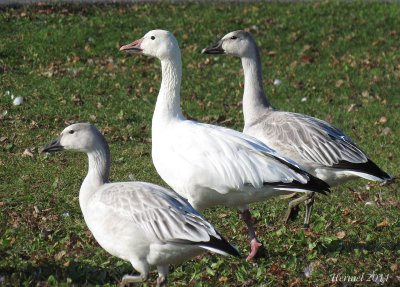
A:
62,211,70,217
365,201,374,206
273,79,282,86
5,91,11,97
301,97,308,102
13,96,23,106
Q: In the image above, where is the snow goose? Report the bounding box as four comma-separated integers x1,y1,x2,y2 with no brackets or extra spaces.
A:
42,123,239,287
120,29,330,260
202,30,393,227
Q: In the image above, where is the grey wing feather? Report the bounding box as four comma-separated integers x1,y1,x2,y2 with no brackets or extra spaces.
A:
259,112,368,166
97,182,219,244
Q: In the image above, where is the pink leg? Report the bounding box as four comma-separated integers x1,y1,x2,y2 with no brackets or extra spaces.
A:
239,209,262,261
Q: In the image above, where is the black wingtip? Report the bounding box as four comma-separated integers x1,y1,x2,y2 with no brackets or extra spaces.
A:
202,235,241,257
265,174,331,196
333,159,392,181
266,153,330,195
306,174,331,195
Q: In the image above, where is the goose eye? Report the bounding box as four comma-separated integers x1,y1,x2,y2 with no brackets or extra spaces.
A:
69,130,75,134
151,36,155,40
231,36,238,40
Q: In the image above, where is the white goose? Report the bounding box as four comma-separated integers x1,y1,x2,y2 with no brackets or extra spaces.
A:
202,30,392,227
120,30,330,260
42,123,239,287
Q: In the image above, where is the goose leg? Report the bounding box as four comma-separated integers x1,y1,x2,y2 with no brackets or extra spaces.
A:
284,194,308,224
121,261,149,287
284,193,315,226
156,265,169,287
303,193,315,228
284,198,301,222
239,209,262,261
120,274,147,287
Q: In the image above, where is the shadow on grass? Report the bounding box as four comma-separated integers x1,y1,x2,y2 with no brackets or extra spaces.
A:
319,240,400,255
0,260,133,285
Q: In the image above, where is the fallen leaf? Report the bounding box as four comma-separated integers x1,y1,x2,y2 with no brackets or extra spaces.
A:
336,79,345,87
219,276,228,283
353,191,368,202
289,277,301,286
54,250,66,261
378,116,387,125
325,114,335,123
342,209,351,216
391,264,398,272
347,103,358,112
22,148,34,158
327,257,338,263
269,263,286,277
376,218,389,228
336,231,346,239
380,127,392,136
362,90,369,97
301,55,314,63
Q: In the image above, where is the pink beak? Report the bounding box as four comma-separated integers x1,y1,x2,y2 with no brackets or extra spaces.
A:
120,38,144,54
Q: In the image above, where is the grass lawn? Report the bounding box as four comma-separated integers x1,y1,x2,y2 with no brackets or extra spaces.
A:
1,1,399,286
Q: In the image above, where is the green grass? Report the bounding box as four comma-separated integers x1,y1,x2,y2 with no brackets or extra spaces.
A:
1,1,399,286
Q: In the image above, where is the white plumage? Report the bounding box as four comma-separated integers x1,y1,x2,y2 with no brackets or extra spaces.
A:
42,123,239,287
120,29,330,260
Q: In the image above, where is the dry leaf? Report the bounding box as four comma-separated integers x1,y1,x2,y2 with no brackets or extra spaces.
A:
342,209,351,216
336,79,345,87
376,218,389,228
354,191,368,202
301,55,314,63
347,103,358,112
327,257,338,263
54,250,66,261
391,264,398,272
380,127,392,136
289,277,301,287
219,276,228,283
336,231,346,239
22,148,34,158
378,116,387,125
325,114,335,123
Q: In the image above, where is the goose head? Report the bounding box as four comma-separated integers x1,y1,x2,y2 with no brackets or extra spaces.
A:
42,123,105,153
202,30,256,58
120,29,180,60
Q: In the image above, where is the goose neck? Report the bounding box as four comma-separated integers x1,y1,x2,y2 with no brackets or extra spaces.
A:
153,55,184,124
241,51,271,125
80,144,110,212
